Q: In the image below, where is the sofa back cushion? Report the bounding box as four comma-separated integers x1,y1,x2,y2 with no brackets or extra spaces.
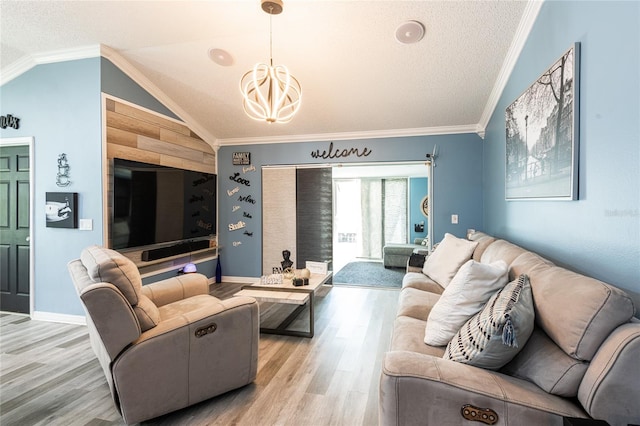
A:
81,245,142,305
501,328,588,397
422,233,478,288
480,240,526,267
468,232,497,262
81,245,160,331
529,265,635,361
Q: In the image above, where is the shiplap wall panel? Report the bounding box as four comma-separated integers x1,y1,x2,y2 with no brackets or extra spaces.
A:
105,98,216,264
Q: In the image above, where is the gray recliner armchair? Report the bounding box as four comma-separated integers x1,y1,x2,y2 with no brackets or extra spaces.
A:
68,245,259,424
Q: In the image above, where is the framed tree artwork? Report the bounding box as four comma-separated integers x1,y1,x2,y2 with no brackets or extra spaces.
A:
505,43,580,200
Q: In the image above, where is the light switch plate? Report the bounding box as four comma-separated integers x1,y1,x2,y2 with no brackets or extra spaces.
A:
451,214,458,224
79,219,93,231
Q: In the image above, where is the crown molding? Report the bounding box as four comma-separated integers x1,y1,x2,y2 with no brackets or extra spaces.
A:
0,45,100,87
476,0,544,137
215,124,480,146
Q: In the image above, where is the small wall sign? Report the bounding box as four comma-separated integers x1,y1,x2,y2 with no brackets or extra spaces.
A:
0,114,20,129
233,152,251,165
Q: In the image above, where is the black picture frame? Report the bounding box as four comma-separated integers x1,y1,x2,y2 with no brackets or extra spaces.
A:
46,192,78,228
505,43,580,200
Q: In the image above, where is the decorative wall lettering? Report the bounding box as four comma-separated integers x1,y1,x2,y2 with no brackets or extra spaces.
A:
227,186,240,196
228,220,247,231
232,205,241,212
56,153,71,187
232,152,251,165
243,230,253,237
0,114,20,129
192,174,214,187
243,211,252,219
238,194,256,204
243,165,256,173
229,172,251,186
233,241,243,247
310,141,372,160
196,219,213,231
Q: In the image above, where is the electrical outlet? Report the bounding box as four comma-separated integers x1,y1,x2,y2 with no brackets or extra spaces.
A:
451,214,458,224
79,219,93,231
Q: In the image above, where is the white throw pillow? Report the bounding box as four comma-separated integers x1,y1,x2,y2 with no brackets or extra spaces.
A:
424,259,509,346
422,233,478,287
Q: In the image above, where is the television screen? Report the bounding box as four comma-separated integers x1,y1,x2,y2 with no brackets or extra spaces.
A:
112,158,216,250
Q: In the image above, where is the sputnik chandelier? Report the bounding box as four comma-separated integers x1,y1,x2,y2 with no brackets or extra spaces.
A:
240,0,301,124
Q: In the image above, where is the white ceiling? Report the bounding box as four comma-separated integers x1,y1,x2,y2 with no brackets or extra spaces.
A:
0,1,537,146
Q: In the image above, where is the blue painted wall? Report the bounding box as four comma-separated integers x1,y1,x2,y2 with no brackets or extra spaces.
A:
409,177,428,243
0,58,103,316
482,1,640,305
218,135,483,278
101,58,179,120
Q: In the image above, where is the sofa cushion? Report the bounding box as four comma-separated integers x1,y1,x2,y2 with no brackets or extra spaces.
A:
444,274,535,370
398,287,441,321
402,272,444,294
480,239,527,267
81,245,142,305
501,328,588,397
528,266,635,361
422,233,478,288
424,260,509,346
468,233,497,262
391,315,447,357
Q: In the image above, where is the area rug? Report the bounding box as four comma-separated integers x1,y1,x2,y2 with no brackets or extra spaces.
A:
332,261,404,288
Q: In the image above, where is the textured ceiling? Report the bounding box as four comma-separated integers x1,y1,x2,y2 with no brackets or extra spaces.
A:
0,1,531,145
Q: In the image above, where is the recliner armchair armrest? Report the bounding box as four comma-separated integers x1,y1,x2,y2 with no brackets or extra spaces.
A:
141,273,209,307
380,351,587,426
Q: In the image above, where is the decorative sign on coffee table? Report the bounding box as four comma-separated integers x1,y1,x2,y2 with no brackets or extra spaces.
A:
306,261,329,275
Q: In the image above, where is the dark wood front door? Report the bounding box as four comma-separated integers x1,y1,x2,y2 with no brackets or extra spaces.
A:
0,145,30,313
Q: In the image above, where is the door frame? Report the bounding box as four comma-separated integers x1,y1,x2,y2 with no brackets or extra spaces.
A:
1,137,35,316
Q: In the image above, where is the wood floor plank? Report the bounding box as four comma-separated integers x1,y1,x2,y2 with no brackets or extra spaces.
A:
0,284,400,425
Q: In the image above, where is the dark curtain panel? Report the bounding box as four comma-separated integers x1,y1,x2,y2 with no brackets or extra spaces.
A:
296,167,333,269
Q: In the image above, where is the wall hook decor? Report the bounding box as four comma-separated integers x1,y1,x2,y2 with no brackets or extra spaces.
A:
56,153,71,187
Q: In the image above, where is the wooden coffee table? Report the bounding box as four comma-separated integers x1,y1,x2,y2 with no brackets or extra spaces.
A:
234,272,332,338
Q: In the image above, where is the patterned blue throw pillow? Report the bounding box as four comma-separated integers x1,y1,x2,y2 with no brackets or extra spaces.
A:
443,274,535,370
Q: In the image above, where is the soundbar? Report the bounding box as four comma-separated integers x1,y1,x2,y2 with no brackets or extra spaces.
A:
141,240,211,261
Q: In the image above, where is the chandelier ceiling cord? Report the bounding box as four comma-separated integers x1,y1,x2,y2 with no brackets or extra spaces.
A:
240,0,302,124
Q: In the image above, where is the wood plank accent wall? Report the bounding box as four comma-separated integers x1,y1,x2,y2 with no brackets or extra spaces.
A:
104,98,217,271
105,98,216,174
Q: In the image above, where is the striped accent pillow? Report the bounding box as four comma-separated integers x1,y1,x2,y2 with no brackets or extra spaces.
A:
443,274,535,370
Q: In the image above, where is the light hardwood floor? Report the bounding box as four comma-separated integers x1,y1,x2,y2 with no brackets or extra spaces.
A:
0,283,400,426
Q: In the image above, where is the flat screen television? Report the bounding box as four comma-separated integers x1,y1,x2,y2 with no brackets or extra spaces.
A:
112,158,216,250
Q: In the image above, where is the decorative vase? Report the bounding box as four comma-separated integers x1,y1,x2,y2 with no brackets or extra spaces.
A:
215,255,222,283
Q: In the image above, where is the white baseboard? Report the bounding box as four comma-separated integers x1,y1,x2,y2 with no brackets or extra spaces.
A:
32,311,86,325
217,276,260,285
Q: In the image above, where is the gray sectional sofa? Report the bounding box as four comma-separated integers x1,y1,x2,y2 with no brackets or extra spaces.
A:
380,231,640,426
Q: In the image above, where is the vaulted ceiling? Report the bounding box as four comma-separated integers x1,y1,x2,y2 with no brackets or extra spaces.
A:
0,1,537,145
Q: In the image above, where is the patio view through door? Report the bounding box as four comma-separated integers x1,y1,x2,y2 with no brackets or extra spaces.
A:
332,163,430,274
